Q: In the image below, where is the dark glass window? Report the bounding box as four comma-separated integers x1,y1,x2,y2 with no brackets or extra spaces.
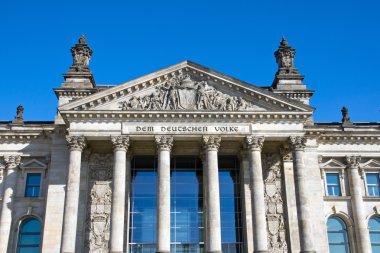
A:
219,157,242,253
17,218,42,253
129,157,157,252
326,173,341,196
25,173,41,197
369,217,380,252
327,216,350,253
366,173,380,197
170,156,204,253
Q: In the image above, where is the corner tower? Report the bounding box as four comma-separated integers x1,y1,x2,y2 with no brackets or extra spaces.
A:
272,37,314,105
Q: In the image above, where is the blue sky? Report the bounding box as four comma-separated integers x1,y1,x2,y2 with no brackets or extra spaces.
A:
0,0,379,122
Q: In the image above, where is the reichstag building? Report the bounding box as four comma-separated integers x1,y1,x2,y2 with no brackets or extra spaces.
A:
0,36,379,253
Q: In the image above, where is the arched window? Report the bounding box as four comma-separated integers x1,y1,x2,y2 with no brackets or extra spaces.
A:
17,218,42,253
327,216,351,253
369,217,380,252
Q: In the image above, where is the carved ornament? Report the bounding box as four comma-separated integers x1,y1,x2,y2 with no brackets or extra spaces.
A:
246,136,265,151
4,155,21,168
66,135,87,151
345,156,361,169
289,136,307,151
155,136,173,151
202,136,221,151
119,73,261,112
111,135,130,151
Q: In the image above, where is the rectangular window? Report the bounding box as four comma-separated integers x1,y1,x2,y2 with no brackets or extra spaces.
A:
25,173,41,197
326,173,341,196
366,173,380,197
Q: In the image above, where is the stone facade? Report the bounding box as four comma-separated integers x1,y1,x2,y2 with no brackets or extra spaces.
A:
0,36,379,253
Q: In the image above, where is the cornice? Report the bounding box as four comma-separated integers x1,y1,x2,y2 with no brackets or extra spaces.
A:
306,130,380,145
59,110,311,124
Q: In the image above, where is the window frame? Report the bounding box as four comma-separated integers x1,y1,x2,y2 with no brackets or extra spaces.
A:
24,173,42,198
15,216,42,253
19,159,47,198
326,216,351,253
369,216,380,251
322,169,345,197
365,172,380,197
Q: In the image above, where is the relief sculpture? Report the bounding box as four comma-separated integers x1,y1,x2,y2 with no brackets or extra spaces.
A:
263,154,289,253
119,73,263,111
85,153,113,253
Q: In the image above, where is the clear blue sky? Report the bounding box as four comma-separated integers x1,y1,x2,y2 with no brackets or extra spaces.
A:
0,0,379,122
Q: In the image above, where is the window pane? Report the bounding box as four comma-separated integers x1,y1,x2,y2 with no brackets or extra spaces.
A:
327,217,350,253
17,218,41,253
369,217,380,249
326,173,341,196
367,174,379,185
25,174,41,197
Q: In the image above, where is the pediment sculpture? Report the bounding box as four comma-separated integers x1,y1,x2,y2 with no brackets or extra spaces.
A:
119,73,264,111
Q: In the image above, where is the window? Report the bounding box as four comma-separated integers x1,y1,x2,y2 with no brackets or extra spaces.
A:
369,217,380,252
366,173,380,197
326,173,341,196
17,218,42,253
327,216,351,253
25,173,41,197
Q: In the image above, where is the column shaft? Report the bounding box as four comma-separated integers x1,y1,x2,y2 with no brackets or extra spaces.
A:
61,136,86,253
246,136,268,253
110,136,130,253
155,136,173,253
0,155,20,253
203,136,222,253
346,156,372,253
290,136,315,253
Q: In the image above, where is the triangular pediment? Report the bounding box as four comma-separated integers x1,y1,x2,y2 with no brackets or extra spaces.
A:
361,159,380,169
321,159,346,169
20,159,47,170
59,61,314,115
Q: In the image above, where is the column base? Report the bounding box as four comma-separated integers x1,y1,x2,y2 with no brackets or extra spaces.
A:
110,252,124,253
254,251,269,253
301,251,316,253
207,251,222,253
156,251,170,253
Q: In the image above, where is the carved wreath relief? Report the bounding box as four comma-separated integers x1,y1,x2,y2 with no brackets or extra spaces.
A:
119,73,263,111
85,154,113,253
263,154,288,253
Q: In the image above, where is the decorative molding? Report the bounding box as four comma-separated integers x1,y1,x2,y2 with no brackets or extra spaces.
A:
279,146,292,162
202,136,221,152
155,135,173,151
110,136,130,151
289,136,307,151
246,136,265,151
66,135,87,151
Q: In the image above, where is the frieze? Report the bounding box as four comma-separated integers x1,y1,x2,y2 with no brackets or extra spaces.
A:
262,153,289,253
119,73,263,112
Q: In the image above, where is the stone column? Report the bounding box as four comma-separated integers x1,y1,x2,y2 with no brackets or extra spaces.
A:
346,156,372,253
0,155,21,253
200,150,208,250
246,136,268,253
155,136,173,253
289,136,315,253
110,136,130,253
61,136,86,253
202,136,222,253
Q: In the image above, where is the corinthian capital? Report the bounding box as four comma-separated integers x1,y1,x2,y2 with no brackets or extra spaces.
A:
202,136,221,152
289,136,307,151
345,156,361,169
246,136,265,151
66,136,87,151
155,136,173,151
111,135,130,151
4,155,21,168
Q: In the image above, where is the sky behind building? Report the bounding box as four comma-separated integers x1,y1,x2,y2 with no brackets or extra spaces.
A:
0,0,379,122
